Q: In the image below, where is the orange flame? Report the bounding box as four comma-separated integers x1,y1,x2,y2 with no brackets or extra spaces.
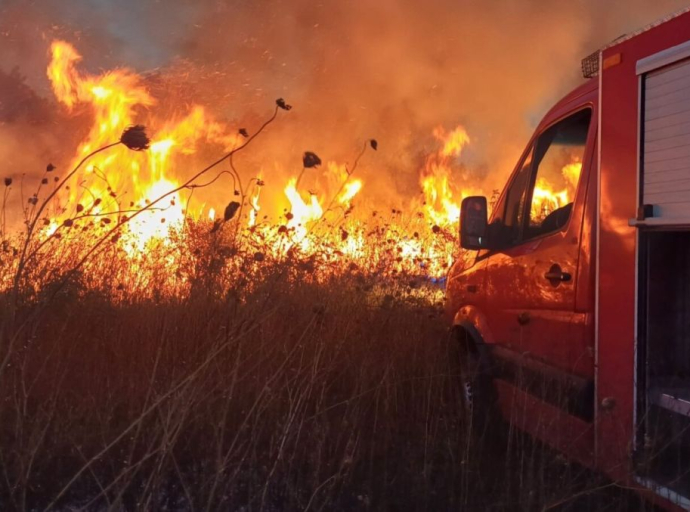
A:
530,161,582,221
36,39,478,288
338,180,363,207
248,178,262,227
421,126,476,226
285,180,323,228
46,40,242,250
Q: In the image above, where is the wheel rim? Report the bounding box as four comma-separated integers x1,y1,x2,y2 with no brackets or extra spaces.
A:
458,350,481,422
461,366,475,415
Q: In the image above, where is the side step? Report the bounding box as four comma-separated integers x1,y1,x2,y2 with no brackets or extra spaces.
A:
635,477,690,511
649,385,690,417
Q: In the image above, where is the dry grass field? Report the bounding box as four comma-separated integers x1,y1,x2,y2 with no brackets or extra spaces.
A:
0,224,653,511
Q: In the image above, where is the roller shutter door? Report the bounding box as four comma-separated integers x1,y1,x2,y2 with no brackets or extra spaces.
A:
643,58,690,220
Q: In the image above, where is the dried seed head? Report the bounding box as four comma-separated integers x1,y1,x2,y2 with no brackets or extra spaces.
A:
224,201,240,222
276,98,292,111
120,125,150,151
302,151,321,168
4,177,11,187
370,139,378,151
239,128,249,138
46,163,56,172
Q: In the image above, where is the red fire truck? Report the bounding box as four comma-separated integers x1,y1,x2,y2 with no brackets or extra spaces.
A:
448,8,690,510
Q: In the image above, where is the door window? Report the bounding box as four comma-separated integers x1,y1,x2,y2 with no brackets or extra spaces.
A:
491,109,591,248
500,148,533,245
525,109,591,239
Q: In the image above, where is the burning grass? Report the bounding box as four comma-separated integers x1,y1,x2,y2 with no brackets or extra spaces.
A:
0,38,581,304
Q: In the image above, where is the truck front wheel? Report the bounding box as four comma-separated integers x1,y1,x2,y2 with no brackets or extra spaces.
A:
448,330,503,443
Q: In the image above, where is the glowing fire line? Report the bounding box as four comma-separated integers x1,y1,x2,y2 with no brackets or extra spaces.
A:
39,39,581,285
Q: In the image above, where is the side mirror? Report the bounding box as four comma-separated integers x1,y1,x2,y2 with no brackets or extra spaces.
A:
460,196,488,250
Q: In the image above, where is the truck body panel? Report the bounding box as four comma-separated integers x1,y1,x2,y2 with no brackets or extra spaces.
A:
599,13,690,507
447,8,690,510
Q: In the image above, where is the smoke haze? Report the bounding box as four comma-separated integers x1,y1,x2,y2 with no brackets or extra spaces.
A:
1,0,688,226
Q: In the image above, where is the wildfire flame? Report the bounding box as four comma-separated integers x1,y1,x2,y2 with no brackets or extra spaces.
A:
561,161,582,189
421,126,477,226
18,38,492,297
46,40,241,249
285,179,324,231
531,160,582,221
338,180,363,207
248,184,261,228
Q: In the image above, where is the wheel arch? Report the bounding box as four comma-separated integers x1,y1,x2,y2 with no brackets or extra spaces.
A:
452,305,495,374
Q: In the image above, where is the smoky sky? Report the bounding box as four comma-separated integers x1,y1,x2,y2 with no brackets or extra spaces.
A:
1,0,689,225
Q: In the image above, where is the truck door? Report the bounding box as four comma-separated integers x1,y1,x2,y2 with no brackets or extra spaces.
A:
484,107,595,419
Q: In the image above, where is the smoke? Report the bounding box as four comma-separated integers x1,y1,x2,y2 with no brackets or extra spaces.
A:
1,0,689,226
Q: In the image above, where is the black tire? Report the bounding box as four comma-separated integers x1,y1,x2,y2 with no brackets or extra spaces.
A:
447,330,504,444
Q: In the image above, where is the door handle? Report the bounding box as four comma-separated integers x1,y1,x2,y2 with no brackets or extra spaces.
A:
544,264,571,283
544,271,571,281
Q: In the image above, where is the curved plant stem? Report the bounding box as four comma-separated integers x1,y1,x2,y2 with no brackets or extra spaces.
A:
3,142,121,368
43,107,279,307
2,105,282,381
11,142,121,305
322,140,368,218
309,140,370,239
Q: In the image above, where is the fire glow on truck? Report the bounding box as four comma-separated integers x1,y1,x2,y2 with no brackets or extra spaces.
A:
447,8,690,510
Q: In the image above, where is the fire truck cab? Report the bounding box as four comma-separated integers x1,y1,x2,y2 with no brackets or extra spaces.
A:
448,8,690,510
